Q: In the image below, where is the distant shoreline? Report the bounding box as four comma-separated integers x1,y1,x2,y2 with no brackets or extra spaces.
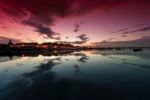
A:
0,47,150,57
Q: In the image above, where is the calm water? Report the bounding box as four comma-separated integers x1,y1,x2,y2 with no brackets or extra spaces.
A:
0,49,150,100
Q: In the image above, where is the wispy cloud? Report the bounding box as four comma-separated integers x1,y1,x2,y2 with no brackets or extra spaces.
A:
107,37,117,41
57,34,89,45
121,35,127,37
122,26,150,34
65,37,69,39
109,24,146,34
73,22,83,33
109,24,150,35
92,36,150,47
22,16,60,40
76,34,89,44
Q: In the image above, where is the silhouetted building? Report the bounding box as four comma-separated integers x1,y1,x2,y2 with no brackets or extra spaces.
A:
15,43,38,48
8,40,13,45
41,42,75,50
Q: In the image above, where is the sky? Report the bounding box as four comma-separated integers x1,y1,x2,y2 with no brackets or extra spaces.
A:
0,0,150,46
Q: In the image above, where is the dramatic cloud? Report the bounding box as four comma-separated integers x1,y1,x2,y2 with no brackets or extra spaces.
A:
57,34,89,45
21,15,61,40
73,22,83,33
76,34,89,41
35,25,60,40
0,0,128,39
76,34,89,44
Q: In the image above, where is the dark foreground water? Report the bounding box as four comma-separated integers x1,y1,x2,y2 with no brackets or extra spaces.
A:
0,49,150,100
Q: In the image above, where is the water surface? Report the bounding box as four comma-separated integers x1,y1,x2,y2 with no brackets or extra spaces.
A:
0,49,150,100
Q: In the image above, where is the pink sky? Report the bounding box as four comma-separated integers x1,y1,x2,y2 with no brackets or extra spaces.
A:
0,0,150,46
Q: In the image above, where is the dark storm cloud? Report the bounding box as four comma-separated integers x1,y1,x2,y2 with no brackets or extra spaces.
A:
0,0,128,39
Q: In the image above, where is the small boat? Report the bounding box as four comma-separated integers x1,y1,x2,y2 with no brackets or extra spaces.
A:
115,48,121,50
133,48,142,52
